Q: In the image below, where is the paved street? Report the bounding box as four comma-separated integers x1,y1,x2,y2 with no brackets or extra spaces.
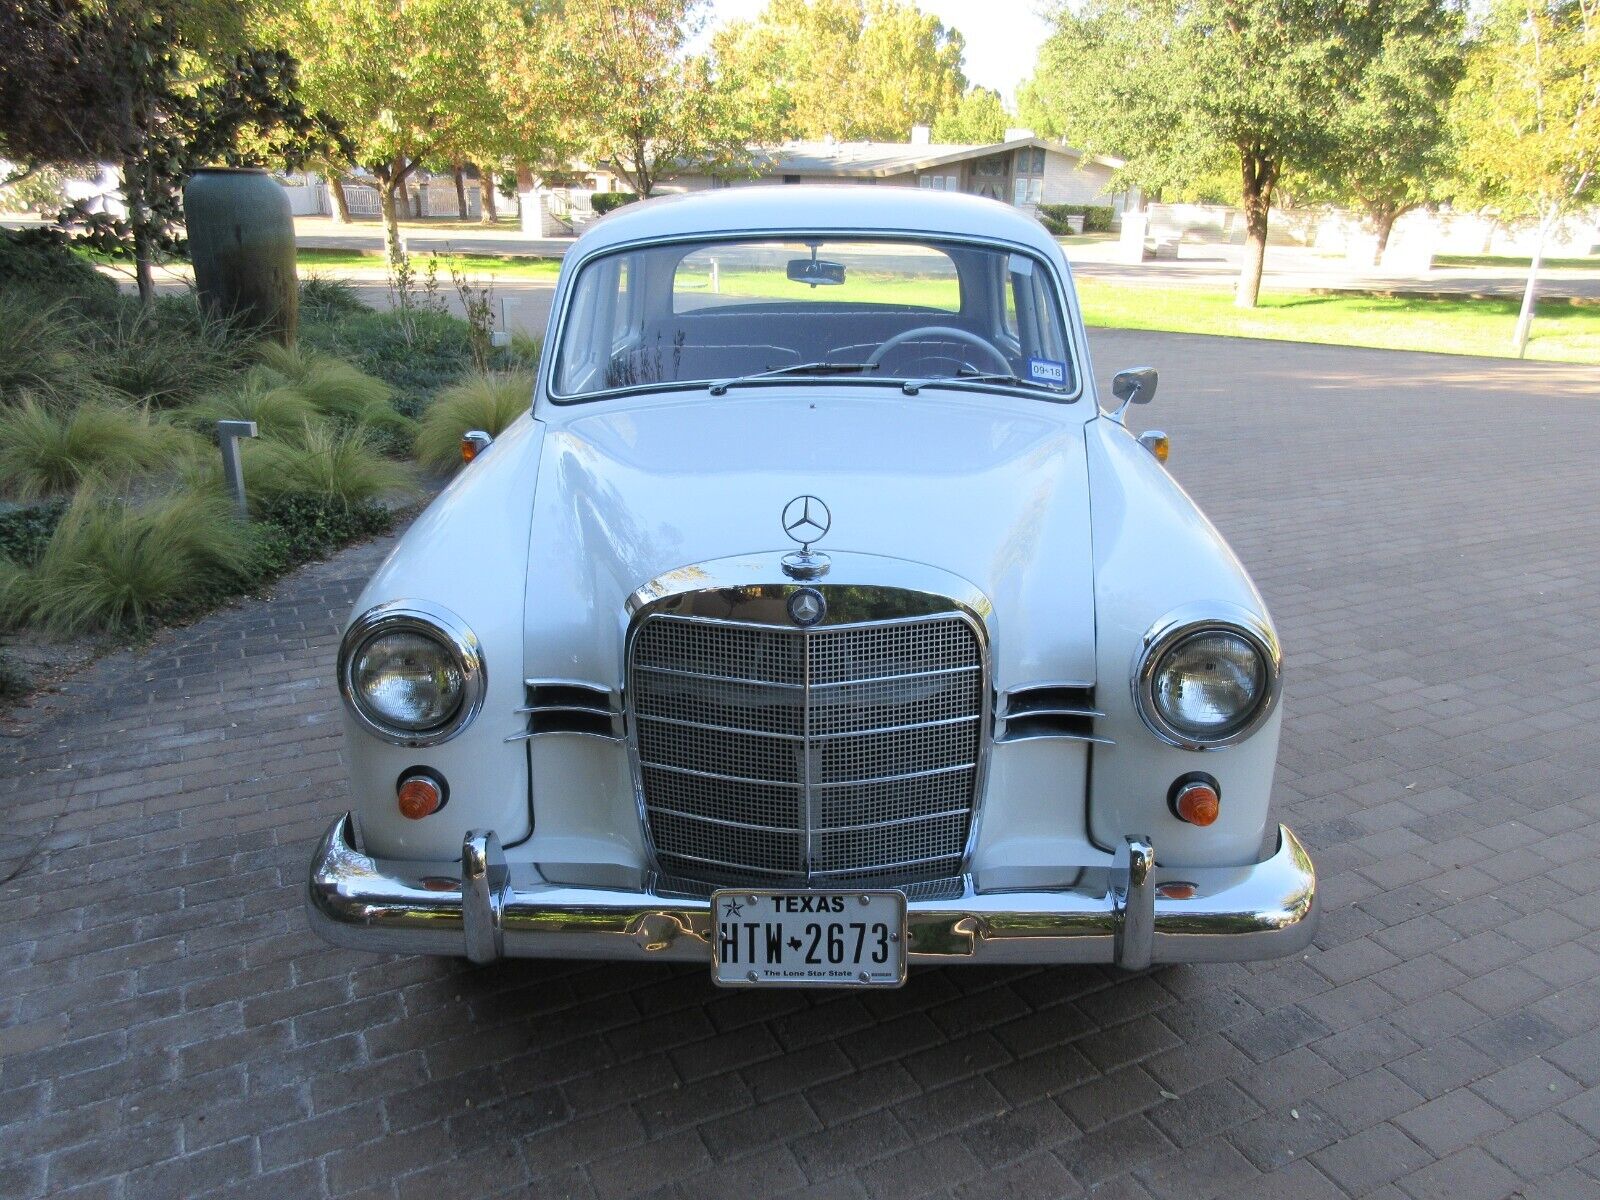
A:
3,331,1600,1199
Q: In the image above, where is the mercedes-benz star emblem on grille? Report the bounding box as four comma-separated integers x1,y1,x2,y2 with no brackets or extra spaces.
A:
787,588,827,627
782,495,831,551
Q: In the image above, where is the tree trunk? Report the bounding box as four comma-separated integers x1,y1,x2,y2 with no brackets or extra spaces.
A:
1235,148,1276,309
452,160,469,220
328,171,352,224
397,171,413,219
1373,209,1399,263
479,169,498,224
514,164,535,223
378,178,404,265
1513,207,1555,358
134,229,155,306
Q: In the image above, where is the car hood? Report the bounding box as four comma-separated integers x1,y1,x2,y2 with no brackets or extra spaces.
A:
523,392,1097,688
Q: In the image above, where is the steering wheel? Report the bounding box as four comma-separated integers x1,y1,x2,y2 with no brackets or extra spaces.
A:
865,325,1011,375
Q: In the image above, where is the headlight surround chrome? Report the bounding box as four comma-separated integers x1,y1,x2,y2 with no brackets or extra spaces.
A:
338,601,486,746
1134,605,1281,750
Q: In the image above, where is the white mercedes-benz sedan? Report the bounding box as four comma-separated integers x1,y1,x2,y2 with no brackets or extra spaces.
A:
309,186,1316,987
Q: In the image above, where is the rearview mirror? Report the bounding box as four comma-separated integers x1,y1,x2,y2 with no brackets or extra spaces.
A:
1111,367,1158,406
787,258,846,287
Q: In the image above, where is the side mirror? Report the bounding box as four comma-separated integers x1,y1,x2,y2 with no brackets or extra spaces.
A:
1111,367,1157,406
1109,366,1158,424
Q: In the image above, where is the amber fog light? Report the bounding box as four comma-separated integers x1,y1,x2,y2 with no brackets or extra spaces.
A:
397,768,448,820
1169,774,1220,827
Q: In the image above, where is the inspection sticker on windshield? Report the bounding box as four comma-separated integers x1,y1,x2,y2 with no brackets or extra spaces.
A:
1028,357,1067,386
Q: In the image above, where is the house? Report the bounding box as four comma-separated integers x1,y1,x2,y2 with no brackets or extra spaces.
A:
588,127,1136,223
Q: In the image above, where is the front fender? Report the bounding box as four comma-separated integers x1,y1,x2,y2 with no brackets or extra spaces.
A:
1086,417,1283,868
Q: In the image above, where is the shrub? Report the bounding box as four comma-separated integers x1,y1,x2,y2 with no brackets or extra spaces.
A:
0,291,96,406
250,493,394,579
299,308,474,413
0,396,184,499
252,341,409,429
414,371,532,469
0,227,119,307
505,330,543,371
10,488,258,635
181,378,321,439
241,423,413,509
299,275,369,321
1036,203,1116,235
86,299,246,406
0,500,66,566
590,191,638,215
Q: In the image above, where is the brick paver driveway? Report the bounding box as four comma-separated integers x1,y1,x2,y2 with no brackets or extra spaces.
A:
4,332,1599,1200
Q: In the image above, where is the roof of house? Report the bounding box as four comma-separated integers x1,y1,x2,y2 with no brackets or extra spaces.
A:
753,136,1122,179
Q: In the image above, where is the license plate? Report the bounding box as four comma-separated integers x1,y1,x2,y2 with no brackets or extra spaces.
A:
711,889,907,987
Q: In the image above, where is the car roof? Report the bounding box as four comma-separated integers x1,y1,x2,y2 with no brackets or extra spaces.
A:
572,185,1062,257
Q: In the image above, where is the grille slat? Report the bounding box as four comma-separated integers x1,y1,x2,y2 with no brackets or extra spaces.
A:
630,611,984,886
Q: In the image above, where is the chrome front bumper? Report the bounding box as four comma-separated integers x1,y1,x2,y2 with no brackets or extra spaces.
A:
307,814,1318,970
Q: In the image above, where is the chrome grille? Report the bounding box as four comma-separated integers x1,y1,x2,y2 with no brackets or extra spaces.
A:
630,612,984,887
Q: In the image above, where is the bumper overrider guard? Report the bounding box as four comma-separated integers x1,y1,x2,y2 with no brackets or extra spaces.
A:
307,814,1318,969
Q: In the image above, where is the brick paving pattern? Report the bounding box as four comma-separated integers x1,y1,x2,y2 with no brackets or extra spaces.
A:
3,330,1599,1199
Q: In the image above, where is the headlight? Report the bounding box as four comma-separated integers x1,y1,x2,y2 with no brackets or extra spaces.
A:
1135,608,1280,749
339,602,485,745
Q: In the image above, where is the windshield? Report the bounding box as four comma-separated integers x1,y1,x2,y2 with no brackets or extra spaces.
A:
551,236,1075,401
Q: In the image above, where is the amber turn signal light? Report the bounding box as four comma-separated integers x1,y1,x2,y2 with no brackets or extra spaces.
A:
1170,776,1220,827
460,430,492,464
397,771,446,820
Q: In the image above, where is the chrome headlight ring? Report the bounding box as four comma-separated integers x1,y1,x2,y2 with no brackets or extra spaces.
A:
1132,602,1281,751
338,600,486,746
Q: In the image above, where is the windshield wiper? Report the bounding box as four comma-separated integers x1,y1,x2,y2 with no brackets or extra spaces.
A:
900,368,1067,396
708,361,878,395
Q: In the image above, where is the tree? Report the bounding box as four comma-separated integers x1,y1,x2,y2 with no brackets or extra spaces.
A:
1453,0,1599,355
715,0,966,142
282,0,487,260
1021,0,1460,307
568,0,763,197
0,0,333,302
931,87,1011,144
1302,1,1465,262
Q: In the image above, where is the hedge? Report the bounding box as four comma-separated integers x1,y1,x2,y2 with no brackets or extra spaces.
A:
1037,204,1116,235
591,191,639,216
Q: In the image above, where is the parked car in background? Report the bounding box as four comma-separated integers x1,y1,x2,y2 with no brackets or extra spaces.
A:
309,186,1317,987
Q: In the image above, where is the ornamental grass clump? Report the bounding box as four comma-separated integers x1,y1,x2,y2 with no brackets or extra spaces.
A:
86,300,244,407
9,488,257,635
241,423,413,510
0,395,185,499
181,377,321,439
252,343,411,433
0,293,95,407
414,371,533,469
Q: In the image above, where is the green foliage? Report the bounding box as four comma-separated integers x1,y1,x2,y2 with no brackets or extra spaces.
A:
252,342,410,432
1020,0,1464,306
0,396,184,499
931,87,1010,144
0,228,118,307
1036,204,1115,234
0,648,27,699
569,0,769,195
0,500,65,567
414,371,532,469
87,297,250,406
299,307,474,412
505,330,544,371
8,488,258,635
0,292,95,406
181,378,322,438
241,423,413,509
1451,0,1599,222
299,274,369,321
591,191,639,215
249,492,393,579
715,0,967,143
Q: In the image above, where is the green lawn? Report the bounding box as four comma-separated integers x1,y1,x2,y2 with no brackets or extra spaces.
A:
1075,279,1600,364
296,248,563,279
1434,252,1600,271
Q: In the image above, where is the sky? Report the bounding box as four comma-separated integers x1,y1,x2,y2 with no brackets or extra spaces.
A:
698,0,1053,107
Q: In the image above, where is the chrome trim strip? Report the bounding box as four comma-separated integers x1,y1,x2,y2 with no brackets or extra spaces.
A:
1002,706,1105,719
639,759,974,789
808,852,965,878
309,815,1320,968
649,805,972,836
635,711,979,743
997,728,1116,747
517,704,617,716
633,661,981,689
